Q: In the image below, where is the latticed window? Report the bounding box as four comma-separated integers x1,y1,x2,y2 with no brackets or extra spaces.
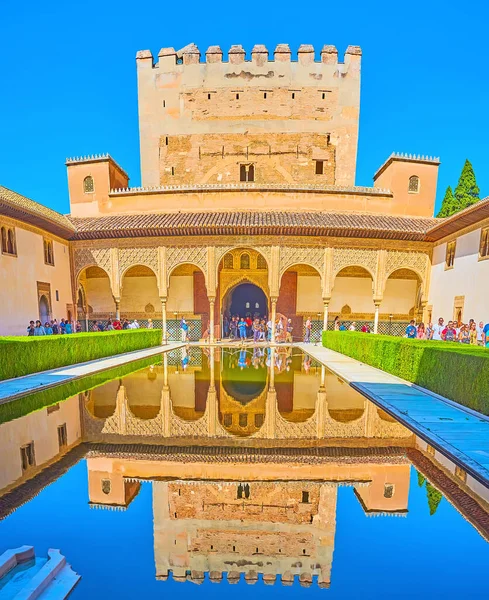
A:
223,253,234,269
240,253,250,269
480,228,489,258
257,254,267,269
445,241,456,268
408,175,420,193
83,175,94,193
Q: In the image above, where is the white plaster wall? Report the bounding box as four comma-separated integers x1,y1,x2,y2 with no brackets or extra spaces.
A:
0,394,81,491
296,275,322,313
0,226,72,336
429,228,489,321
167,275,194,313
330,277,374,313
380,279,417,314
120,275,160,313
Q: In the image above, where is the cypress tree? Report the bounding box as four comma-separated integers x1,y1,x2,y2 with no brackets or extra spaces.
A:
454,159,480,210
437,186,457,218
426,482,443,516
417,471,426,488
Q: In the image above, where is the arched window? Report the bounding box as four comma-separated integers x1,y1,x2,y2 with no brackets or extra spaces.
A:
223,253,234,269
7,228,16,255
408,175,419,193
240,253,250,269
1,227,7,253
83,175,94,193
257,254,267,270
43,239,54,266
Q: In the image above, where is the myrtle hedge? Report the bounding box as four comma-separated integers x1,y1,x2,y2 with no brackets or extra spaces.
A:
322,331,489,415
0,330,161,381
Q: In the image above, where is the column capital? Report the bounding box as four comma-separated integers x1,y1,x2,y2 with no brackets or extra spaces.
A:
270,296,279,304
114,297,121,304
207,296,216,304
159,296,168,303
373,296,383,307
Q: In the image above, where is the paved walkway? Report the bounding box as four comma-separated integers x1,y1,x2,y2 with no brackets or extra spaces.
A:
0,343,184,405
298,343,489,487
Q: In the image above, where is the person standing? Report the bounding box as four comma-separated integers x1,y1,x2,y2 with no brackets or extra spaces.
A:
432,318,444,341
180,317,189,342
230,317,237,340
459,324,470,344
34,320,46,336
266,317,273,342
424,322,434,340
349,322,356,331
416,323,425,339
333,316,340,331
304,317,312,343
483,321,489,348
477,321,485,346
469,322,478,345
286,318,293,343
65,320,72,334
238,317,247,341
44,322,53,335
133,319,140,329
442,321,457,342
27,321,35,336
59,319,66,334
405,320,417,339
147,319,153,329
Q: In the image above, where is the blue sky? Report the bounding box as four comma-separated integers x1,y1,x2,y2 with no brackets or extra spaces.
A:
1,0,488,215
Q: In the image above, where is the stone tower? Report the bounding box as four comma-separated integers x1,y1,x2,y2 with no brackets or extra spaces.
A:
136,43,361,189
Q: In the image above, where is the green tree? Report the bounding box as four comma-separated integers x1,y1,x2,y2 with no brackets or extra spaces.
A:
417,471,426,488
454,159,480,210
426,482,443,516
437,186,458,217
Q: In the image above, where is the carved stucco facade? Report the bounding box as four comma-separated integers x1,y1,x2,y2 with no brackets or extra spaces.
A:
73,237,432,336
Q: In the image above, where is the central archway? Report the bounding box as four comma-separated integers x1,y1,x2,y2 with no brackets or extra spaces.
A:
224,282,268,319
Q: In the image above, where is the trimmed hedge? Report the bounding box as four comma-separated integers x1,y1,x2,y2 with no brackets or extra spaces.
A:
322,331,489,415
0,330,161,381
0,354,159,425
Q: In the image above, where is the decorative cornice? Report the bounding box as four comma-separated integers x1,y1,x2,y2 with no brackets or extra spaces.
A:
66,154,129,178
109,183,392,196
373,152,441,181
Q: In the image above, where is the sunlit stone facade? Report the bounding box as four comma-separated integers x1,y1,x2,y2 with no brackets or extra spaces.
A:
1,42,488,336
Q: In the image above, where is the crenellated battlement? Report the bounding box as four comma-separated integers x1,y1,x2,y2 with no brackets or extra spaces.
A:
136,43,361,71
155,569,328,587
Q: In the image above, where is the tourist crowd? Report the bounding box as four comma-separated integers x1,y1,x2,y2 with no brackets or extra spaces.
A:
403,318,489,346
26,318,81,336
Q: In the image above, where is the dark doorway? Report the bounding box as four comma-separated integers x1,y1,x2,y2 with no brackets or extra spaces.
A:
228,283,267,318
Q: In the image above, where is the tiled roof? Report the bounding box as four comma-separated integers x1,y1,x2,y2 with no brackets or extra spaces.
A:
69,210,439,241
425,196,489,241
0,185,75,238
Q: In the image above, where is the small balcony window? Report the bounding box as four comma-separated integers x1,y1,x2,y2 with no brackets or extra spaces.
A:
83,175,94,193
408,175,420,193
240,164,254,182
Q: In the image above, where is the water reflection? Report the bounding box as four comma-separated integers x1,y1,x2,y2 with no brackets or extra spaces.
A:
80,348,413,443
1,347,489,595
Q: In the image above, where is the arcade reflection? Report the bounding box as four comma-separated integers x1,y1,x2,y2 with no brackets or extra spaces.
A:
1,347,489,593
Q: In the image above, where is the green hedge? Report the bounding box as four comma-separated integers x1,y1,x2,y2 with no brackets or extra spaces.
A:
0,330,161,381
322,331,489,415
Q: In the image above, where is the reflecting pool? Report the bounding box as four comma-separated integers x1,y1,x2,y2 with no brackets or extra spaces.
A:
1,347,489,598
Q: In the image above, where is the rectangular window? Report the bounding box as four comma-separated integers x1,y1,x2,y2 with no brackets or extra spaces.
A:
1,226,17,256
445,241,456,268
20,442,35,472
301,491,310,503
55,290,59,301
236,93,239,100
171,167,175,176
162,100,166,108
480,228,489,258
239,413,248,427
57,424,67,449
315,160,324,175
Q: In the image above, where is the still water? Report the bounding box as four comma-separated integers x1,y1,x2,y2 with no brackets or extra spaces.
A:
0,347,488,599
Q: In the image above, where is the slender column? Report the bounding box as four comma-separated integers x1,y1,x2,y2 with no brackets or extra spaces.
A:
373,301,380,334
270,297,278,343
208,297,215,343
323,299,330,332
160,297,167,345
114,298,121,321
84,304,89,333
